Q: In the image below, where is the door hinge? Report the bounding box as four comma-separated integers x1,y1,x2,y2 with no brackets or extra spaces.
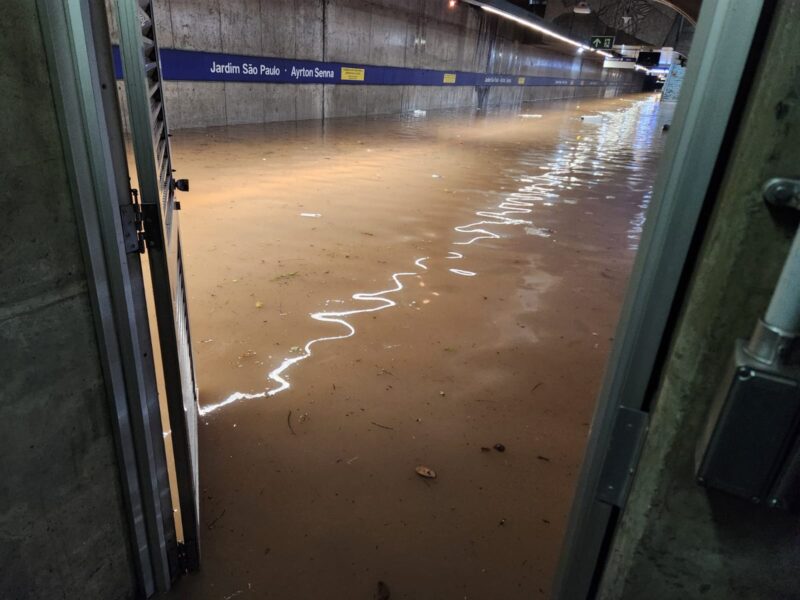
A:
176,542,190,573
596,406,649,508
120,188,145,254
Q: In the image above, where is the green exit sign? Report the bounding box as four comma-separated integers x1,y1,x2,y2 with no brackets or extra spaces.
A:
590,36,615,50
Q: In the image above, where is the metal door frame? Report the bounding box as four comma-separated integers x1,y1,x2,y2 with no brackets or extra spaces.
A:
36,0,179,595
115,0,201,572
552,0,771,597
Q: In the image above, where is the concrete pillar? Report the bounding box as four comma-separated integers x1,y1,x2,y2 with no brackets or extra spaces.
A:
0,2,135,598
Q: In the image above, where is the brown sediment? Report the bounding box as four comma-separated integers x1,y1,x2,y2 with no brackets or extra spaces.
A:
166,94,672,599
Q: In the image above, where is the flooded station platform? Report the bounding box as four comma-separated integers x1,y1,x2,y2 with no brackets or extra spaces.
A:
170,94,672,599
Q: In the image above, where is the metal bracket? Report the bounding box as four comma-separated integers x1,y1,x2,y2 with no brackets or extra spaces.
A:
596,406,650,507
763,177,800,210
120,189,144,254
140,203,162,251
176,542,189,573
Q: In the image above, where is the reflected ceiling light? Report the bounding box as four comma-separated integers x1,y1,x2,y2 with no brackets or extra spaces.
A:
449,0,457,7
573,1,592,14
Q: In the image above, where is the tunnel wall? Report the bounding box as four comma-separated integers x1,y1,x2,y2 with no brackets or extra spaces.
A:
106,0,642,129
0,2,136,598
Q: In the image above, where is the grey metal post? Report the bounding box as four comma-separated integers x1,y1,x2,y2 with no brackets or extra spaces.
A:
765,228,800,333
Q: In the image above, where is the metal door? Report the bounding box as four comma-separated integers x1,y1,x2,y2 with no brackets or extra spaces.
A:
553,0,770,597
115,0,200,570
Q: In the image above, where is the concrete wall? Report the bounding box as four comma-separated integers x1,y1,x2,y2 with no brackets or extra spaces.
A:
597,1,800,598
0,2,135,598
106,0,640,129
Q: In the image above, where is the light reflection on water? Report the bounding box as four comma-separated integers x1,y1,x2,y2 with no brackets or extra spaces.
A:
200,97,670,415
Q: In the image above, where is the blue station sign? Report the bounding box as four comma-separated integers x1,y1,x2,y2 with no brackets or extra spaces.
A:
112,47,629,88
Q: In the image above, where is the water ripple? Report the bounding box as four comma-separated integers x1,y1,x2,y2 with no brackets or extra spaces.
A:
201,97,671,415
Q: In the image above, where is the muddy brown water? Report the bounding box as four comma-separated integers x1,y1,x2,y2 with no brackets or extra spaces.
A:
164,94,672,599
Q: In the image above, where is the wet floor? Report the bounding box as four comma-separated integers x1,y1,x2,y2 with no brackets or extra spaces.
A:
167,93,672,599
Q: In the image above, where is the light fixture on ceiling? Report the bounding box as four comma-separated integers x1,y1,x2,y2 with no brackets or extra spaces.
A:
480,5,593,54
573,1,591,14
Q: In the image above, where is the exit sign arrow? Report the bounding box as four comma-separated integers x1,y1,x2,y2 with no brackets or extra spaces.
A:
590,36,615,50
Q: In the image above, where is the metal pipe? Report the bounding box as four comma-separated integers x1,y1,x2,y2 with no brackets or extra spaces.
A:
765,226,800,332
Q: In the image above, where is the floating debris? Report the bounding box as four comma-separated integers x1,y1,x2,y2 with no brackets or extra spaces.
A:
271,272,299,283
415,465,437,479
300,212,321,218
371,421,394,430
376,580,391,600
525,226,554,238
493,443,506,453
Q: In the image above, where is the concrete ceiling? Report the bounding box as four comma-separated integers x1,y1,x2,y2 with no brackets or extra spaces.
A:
651,0,701,24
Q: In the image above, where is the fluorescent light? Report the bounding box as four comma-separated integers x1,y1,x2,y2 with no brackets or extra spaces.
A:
480,4,587,51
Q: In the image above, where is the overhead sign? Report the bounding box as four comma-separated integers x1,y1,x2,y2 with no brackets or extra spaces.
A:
603,58,635,69
590,36,615,50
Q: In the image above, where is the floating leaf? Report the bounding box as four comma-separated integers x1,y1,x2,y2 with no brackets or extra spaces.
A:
415,465,436,479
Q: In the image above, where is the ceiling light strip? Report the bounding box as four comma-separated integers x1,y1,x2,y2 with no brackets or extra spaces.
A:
480,4,606,57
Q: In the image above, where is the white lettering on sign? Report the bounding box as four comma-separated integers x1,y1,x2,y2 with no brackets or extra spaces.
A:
209,60,241,74
290,66,334,80
211,61,282,76
259,64,280,76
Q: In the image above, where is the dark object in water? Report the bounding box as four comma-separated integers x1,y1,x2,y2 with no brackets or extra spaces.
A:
494,443,506,452
377,580,391,600
662,123,671,132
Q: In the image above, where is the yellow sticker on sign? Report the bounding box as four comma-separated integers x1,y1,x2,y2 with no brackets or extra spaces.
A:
341,67,365,81
443,73,457,84
518,77,526,85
